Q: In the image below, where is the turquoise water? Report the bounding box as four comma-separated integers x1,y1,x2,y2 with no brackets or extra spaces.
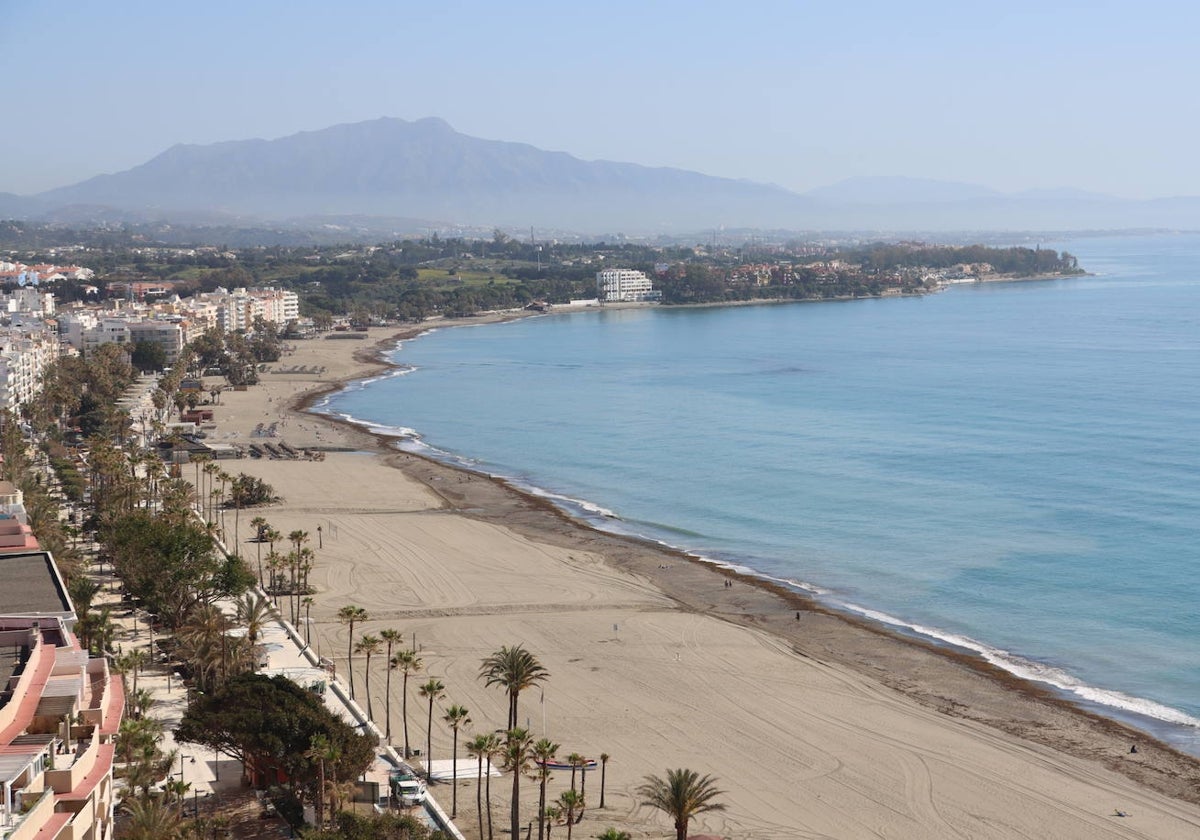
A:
321,234,1200,752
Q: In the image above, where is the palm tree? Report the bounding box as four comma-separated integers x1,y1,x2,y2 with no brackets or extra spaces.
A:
164,777,191,810
594,830,630,840
567,753,584,793
379,628,403,741
237,591,273,645
598,753,610,809
636,769,726,840
355,633,383,720
418,677,445,777
122,796,183,840
544,805,562,839
249,515,268,585
337,605,368,698
301,596,315,646
120,648,150,697
390,649,423,758
304,733,337,829
479,644,550,730
557,790,584,840
467,733,493,840
265,550,286,602
500,727,534,840
531,738,560,840
442,704,471,817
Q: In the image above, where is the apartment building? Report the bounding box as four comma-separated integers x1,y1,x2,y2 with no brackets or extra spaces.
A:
0,552,124,840
596,268,661,302
0,328,57,415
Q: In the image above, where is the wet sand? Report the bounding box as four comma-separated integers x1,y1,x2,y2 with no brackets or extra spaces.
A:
209,319,1200,839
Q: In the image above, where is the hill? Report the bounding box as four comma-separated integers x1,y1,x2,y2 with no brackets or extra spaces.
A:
36,117,815,233
14,119,1200,234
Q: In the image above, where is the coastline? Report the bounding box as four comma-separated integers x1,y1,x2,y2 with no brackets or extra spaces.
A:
217,318,1200,838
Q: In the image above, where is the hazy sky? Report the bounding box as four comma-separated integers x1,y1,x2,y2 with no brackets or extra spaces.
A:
3,0,1198,198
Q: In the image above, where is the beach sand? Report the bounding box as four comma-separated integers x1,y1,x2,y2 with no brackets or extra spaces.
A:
207,321,1200,839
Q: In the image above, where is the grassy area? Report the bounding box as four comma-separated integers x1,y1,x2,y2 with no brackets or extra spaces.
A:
415,266,518,288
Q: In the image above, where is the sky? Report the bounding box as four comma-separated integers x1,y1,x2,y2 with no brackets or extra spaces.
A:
2,0,1199,199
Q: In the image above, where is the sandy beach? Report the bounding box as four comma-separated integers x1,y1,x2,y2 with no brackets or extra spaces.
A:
207,320,1200,839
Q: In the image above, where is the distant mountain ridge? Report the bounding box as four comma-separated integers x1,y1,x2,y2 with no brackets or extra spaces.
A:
35,117,812,232
10,118,1200,233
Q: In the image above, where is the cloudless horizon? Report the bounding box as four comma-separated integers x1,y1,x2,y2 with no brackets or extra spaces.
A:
3,1,1199,199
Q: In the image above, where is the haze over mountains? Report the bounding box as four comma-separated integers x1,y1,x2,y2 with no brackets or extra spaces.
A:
9,117,1200,234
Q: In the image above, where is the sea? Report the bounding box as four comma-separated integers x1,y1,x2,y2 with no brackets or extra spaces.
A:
319,233,1200,755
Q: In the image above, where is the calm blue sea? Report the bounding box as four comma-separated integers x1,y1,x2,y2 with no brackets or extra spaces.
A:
320,233,1200,753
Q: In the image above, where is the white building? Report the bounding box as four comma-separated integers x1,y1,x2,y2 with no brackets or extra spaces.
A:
0,327,56,414
596,269,661,303
188,287,299,333
57,313,185,365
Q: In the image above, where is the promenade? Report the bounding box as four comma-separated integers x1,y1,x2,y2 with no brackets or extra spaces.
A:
91,548,465,838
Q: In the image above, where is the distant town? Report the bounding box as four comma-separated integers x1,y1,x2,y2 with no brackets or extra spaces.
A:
0,230,1083,410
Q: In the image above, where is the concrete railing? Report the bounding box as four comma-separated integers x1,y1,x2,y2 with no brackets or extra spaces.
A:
5,789,56,840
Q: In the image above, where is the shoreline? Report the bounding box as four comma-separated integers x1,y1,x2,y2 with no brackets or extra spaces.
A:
213,317,1200,837
294,320,1200,798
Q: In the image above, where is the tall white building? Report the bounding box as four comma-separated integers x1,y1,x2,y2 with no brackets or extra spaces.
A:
596,269,661,303
0,327,56,414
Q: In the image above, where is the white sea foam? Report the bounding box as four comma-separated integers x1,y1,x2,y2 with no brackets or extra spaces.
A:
839,603,1200,729
523,486,620,519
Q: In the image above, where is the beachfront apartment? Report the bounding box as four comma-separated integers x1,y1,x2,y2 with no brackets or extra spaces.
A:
0,552,124,840
56,314,185,366
189,287,299,333
596,268,662,302
0,328,57,415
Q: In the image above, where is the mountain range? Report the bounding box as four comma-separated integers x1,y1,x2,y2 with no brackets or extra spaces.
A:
8,118,1200,234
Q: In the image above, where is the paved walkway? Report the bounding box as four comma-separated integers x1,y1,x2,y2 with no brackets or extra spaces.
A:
93,554,462,836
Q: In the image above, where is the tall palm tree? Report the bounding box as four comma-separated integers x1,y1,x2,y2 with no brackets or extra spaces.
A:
390,649,423,758
442,704,471,817
636,769,726,840
379,628,403,741
249,515,268,585
265,550,286,602
418,677,445,777
531,738,560,840
567,753,584,793
500,727,534,840
301,597,315,646
120,648,150,698
557,790,584,840
482,732,503,840
467,733,492,840
337,605,368,698
355,634,383,720
598,753,611,809
479,644,550,730
304,733,337,830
